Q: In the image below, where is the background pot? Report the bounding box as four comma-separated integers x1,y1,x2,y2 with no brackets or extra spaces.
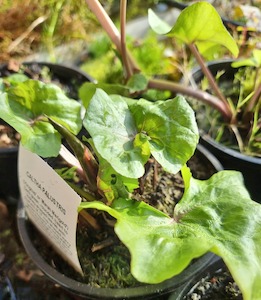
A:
17,145,222,300
192,59,261,203
167,256,235,300
0,62,93,200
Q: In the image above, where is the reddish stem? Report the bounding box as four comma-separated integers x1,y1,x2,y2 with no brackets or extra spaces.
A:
148,78,232,120
85,0,232,121
120,0,132,79
188,44,232,117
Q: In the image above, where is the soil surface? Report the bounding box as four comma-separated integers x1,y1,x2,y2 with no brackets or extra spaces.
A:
183,264,242,300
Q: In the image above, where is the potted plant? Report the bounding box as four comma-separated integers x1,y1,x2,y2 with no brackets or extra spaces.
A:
4,76,218,298
0,62,261,300
0,61,93,200
0,1,260,300
146,3,261,202
190,57,261,203
83,0,260,202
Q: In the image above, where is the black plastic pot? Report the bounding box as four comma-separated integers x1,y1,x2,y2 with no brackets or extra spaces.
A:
0,141,19,200
168,256,235,300
0,62,93,200
192,59,261,203
17,145,223,300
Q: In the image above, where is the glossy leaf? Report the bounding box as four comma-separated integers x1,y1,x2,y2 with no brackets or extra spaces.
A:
0,80,82,157
148,9,171,34
79,82,131,108
83,89,198,178
129,97,199,174
83,88,144,178
149,2,239,57
97,155,139,204
79,170,261,300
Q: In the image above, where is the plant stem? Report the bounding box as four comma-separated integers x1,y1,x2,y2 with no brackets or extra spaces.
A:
148,78,232,119
43,0,66,62
48,118,99,193
85,0,232,120
79,210,101,231
188,43,232,120
85,0,139,72
120,0,132,79
245,81,261,114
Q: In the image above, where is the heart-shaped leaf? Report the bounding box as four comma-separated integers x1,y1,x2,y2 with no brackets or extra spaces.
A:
149,2,239,58
83,88,145,178
79,170,261,300
129,97,199,174
83,89,198,178
0,80,82,157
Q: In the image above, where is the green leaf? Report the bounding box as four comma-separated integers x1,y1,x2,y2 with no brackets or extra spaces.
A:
176,171,261,300
79,170,261,300
232,49,261,68
0,80,82,157
83,89,146,178
129,96,199,174
96,150,138,204
126,73,148,94
79,82,130,108
84,90,198,178
4,73,29,86
148,9,172,35
151,2,238,58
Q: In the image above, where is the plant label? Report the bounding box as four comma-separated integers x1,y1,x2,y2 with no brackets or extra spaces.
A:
18,145,83,275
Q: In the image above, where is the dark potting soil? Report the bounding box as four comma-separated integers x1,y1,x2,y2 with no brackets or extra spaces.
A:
183,265,242,300
30,150,218,289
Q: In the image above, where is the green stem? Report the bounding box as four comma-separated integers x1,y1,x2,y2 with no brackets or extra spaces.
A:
44,0,66,62
245,80,261,115
66,181,97,202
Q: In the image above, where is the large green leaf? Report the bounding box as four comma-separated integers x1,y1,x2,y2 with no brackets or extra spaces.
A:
0,80,82,157
149,2,238,57
83,89,198,178
79,170,261,300
83,88,146,178
129,97,199,174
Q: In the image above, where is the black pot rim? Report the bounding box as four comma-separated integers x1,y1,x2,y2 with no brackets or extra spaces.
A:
191,58,235,78
17,145,222,299
17,202,215,299
200,134,261,166
0,61,95,83
168,256,224,300
192,59,261,165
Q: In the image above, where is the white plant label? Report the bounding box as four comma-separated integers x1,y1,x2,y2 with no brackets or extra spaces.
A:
18,145,83,275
